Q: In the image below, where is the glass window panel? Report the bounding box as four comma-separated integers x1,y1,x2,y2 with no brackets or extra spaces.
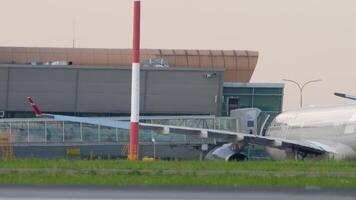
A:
139,130,153,142
82,124,99,142
238,96,253,108
10,122,28,143
254,88,283,95
168,119,186,127
46,121,64,143
253,96,282,111
215,118,237,131
99,127,117,142
29,122,45,142
116,129,129,142
150,119,169,125
224,87,253,94
63,122,81,142
202,119,215,129
221,98,228,116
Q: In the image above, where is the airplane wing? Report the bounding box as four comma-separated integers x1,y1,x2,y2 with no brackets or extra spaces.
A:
51,114,130,129
27,97,130,129
334,92,356,101
27,97,332,156
139,123,333,155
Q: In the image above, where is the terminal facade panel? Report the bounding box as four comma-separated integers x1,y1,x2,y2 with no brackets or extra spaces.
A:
0,65,224,118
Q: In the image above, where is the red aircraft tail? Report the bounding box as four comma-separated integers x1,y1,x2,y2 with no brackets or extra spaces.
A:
27,97,42,117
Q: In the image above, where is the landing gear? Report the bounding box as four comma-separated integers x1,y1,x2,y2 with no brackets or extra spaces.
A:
294,151,308,160
293,149,319,161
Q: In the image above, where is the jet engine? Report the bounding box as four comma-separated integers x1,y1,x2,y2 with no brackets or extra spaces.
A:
205,143,246,161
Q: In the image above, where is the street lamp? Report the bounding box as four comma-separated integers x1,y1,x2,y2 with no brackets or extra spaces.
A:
282,79,322,108
151,137,156,159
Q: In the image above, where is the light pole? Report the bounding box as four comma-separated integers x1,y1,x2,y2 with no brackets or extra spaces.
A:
151,137,156,159
282,79,322,108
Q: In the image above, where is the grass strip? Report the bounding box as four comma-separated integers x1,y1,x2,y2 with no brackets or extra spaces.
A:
1,168,356,177
0,159,356,173
1,159,356,187
0,172,356,188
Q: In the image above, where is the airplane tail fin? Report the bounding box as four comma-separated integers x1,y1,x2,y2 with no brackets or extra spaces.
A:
27,97,42,117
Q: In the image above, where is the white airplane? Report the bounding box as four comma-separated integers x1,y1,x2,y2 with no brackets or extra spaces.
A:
27,94,356,161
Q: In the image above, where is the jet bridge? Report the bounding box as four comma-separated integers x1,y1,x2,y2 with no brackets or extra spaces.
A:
0,115,238,160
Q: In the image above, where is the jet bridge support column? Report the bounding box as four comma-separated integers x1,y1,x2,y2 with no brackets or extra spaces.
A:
128,0,141,161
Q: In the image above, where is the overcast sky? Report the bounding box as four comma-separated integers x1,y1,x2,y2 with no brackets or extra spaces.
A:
1,0,355,110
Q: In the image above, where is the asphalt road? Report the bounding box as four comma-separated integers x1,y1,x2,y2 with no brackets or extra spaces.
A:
0,186,355,200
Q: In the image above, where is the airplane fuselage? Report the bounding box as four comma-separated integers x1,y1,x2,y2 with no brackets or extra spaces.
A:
265,104,356,160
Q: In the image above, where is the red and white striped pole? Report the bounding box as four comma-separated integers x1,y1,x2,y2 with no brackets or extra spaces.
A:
128,0,141,161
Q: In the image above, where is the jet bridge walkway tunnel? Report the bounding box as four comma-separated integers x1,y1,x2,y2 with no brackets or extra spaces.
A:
0,116,247,160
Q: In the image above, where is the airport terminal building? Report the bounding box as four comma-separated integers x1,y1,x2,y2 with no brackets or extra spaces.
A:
0,47,282,118
0,47,283,160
